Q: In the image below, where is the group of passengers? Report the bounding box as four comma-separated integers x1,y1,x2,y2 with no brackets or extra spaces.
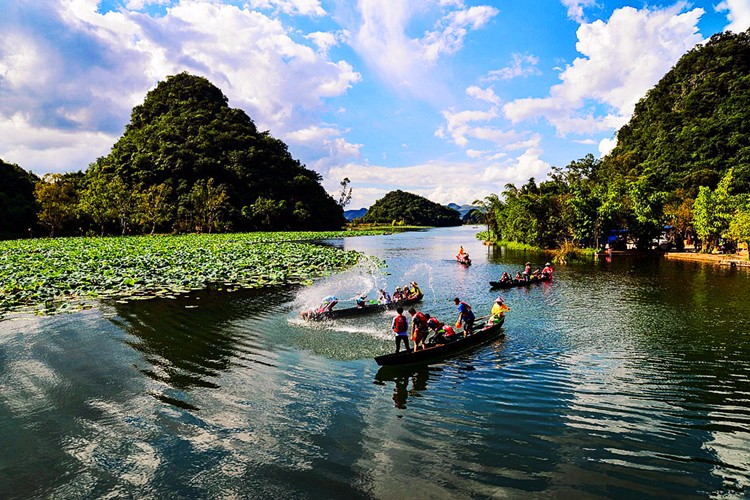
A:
391,296,510,353
388,281,422,303
498,262,555,284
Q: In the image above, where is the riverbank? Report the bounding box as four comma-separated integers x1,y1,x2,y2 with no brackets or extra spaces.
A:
664,251,750,267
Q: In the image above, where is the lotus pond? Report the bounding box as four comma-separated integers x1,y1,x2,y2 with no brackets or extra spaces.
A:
0,230,386,316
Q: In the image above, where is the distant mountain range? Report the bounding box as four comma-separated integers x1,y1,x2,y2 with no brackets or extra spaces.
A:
344,208,368,220
345,203,478,221
447,203,480,218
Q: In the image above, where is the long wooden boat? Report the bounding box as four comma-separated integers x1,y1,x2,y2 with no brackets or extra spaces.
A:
373,316,505,366
489,276,551,289
302,293,423,321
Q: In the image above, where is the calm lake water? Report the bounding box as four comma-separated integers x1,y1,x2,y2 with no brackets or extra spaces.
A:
2,226,750,499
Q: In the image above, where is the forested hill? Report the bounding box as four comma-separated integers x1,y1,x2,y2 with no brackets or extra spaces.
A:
359,190,462,226
0,158,38,238
89,72,344,232
602,30,750,194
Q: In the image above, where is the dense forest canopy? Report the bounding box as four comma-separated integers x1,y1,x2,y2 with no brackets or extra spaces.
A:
480,29,750,253
0,159,38,238
88,72,344,233
359,190,462,227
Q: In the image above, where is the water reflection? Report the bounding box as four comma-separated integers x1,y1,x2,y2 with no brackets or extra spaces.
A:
107,287,288,410
374,365,432,409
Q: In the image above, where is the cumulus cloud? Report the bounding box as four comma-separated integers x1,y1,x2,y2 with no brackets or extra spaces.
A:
349,0,497,96
716,0,750,32
503,5,704,136
598,137,617,156
420,5,499,62
0,0,360,174
483,53,541,81
466,85,500,105
325,142,552,208
248,0,326,17
561,0,597,23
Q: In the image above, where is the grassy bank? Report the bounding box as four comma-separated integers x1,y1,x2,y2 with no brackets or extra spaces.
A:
0,230,386,317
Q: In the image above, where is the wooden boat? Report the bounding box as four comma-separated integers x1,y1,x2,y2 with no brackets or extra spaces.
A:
456,255,472,266
373,316,505,366
302,293,423,321
489,275,551,289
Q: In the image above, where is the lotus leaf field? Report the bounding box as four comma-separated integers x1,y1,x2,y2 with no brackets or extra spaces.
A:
0,231,386,317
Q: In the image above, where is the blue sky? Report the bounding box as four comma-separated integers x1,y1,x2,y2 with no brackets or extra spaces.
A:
1,0,748,208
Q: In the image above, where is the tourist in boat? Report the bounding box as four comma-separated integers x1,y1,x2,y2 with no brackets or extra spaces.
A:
408,281,422,298
514,271,523,281
489,296,510,325
499,271,512,283
457,246,465,259
542,262,554,279
522,262,532,281
319,295,338,313
378,289,392,304
392,286,403,302
391,306,410,353
453,297,475,335
426,315,456,344
408,307,429,351
355,292,367,308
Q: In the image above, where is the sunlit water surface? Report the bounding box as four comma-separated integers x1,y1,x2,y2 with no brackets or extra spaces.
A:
1,226,750,499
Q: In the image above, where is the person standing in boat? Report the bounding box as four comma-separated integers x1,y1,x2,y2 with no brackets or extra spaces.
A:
409,307,429,351
522,262,532,281
490,296,510,325
453,297,475,335
392,307,410,353
542,262,554,279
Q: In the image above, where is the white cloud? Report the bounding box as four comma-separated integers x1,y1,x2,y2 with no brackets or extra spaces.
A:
561,0,597,23
324,144,551,208
599,137,617,156
125,0,171,10
349,1,497,97
484,53,540,81
0,0,360,174
503,5,704,136
248,0,326,17
0,114,117,173
420,6,499,62
716,0,750,32
466,85,500,105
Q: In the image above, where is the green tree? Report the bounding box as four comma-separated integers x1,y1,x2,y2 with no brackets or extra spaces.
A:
34,173,77,237
246,196,287,229
0,158,38,238
337,177,352,208
693,168,736,252
190,178,229,233
726,208,750,259
137,183,174,234
79,173,119,235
